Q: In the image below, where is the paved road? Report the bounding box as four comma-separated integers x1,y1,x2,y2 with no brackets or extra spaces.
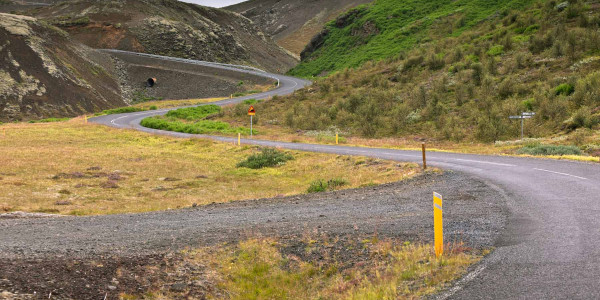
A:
10,51,600,298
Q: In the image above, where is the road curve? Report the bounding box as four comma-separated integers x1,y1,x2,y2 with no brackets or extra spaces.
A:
24,52,600,298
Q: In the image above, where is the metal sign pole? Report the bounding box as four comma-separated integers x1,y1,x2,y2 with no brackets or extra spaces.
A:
250,115,253,137
521,117,524,140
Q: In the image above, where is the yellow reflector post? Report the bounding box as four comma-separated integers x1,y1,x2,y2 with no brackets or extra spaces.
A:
434,192,443,258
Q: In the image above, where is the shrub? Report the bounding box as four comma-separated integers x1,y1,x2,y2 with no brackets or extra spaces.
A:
487,45,504,56
517,144,582,156
149,105,158,110
307,180,328,193
554,83,575,96
236,148,293,169
306,178,348,193
564,106,599,130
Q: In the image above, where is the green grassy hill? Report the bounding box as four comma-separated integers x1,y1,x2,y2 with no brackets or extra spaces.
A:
290,0,535,77
233,0,600,153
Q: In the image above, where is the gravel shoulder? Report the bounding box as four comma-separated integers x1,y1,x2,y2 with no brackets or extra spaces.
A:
0,171,507,260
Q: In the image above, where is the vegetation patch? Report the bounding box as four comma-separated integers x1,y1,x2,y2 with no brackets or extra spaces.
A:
307,178,349,193
141,105,252,135
132,238,482,299
96,107,145,116
236,148,294,169
290,0,535,77
28,117,70,123
238,1,600,145
165,105,221,120
517,144,582,156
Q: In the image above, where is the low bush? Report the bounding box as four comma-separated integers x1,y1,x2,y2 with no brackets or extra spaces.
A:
487,45,504,56
236,148,293,169
555,83,575,96
516,144,583,156
307,178,349,193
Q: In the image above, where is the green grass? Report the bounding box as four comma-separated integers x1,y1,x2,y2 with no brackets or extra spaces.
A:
140,117,247,135
165,105,221,120
307,178,349,193
517,144,583,156
289,0,535,77
236,148,294,169
28,117,71,123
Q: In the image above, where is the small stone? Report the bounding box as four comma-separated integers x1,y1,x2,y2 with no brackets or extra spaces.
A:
192,203,198,208
171,283,187,292
108,285,117,291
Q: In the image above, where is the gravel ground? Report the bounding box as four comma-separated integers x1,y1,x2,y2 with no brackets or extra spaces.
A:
0,171,507,259
0,171,508,298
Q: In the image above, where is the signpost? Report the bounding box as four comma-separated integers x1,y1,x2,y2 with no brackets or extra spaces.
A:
248,106,256,137
509,112,535,140
433,192,443,258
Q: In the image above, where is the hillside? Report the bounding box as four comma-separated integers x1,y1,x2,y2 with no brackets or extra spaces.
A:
290,0,536,77
0,13,125,122
28,0,297,73
227,0,372,56
230,0,600,151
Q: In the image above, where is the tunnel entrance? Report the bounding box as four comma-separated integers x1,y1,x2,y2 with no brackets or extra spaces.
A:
146,78,157,87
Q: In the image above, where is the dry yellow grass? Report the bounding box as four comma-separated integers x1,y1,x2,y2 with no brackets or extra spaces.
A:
0,119,419,215
132,97,226,110
213,112,600,163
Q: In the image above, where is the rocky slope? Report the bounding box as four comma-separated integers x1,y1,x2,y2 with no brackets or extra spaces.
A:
227,0,372,56
29,0,298,73
0,13,124,122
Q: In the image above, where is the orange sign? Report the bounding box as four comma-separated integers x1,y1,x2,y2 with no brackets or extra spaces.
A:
248,106,256,116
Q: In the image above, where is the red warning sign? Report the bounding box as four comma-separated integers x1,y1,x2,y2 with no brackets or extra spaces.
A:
248,106,256,116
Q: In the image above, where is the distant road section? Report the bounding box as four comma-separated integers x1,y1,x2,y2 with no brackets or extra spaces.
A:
86,51,600,298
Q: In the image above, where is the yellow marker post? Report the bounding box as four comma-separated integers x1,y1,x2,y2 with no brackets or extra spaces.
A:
84,115,88,124
238,133,241,146
336,133,339,145
433,192,443,258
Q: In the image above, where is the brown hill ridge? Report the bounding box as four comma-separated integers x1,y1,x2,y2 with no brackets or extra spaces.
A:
0,13,124,121
227,0,373,56
29,0,298,73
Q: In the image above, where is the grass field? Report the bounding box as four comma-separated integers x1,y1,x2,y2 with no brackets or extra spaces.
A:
0,119,420,215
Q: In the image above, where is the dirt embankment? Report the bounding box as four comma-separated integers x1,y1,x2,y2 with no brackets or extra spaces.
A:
0,13,125,122
28,0,298,73
227,0,373,56
109,51,274,101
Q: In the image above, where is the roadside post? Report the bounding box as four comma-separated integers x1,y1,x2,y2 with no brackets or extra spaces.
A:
422,143,427,170
84,115,88,124
248,106,256,137
238,133,241,146
336,133,339,145
509,112,535,140
434,192,443,258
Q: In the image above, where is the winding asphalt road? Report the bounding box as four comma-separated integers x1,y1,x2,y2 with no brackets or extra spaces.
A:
5,51,600,298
